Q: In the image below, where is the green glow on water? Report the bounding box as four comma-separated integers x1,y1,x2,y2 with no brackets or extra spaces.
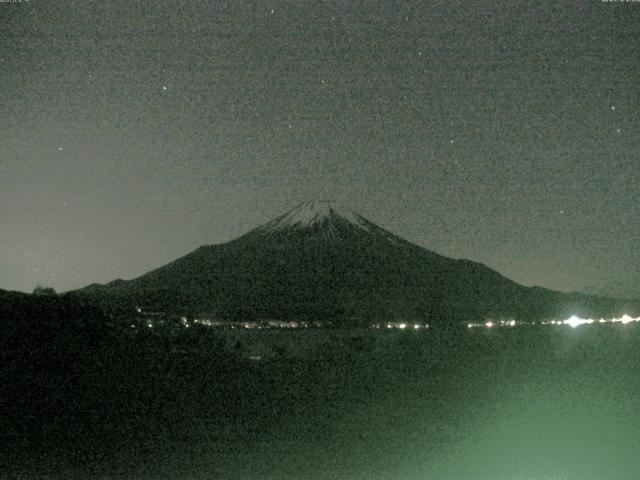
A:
9,324,640,479
164,326,640,480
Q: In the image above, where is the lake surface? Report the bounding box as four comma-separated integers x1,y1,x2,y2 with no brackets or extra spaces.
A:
8,324,640,479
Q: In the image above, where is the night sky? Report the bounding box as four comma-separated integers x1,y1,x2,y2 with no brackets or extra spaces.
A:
1,1,638,299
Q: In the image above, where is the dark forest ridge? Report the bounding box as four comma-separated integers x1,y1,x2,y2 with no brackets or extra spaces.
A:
71,201,638,325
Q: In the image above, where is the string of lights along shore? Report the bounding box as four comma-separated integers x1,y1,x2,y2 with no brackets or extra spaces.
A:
1,1,638,301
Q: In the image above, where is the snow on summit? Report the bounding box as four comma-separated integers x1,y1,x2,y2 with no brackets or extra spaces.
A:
257,200,371,233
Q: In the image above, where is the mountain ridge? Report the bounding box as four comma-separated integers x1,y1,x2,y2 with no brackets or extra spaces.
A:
71,201,638,324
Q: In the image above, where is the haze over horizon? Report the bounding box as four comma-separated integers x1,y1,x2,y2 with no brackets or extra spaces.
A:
1,1,639,299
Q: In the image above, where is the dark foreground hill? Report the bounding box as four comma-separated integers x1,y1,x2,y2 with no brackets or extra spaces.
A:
70,201,638,325
0,289,270,479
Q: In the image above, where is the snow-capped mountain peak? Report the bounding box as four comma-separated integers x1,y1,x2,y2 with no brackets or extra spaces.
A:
255,200,372,234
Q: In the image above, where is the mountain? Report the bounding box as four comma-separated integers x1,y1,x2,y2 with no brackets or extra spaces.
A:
71,200,637,325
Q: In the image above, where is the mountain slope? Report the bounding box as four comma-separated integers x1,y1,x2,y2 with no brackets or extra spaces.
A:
72,201,637,325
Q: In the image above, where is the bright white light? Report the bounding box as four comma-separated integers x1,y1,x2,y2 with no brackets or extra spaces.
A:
399,323,407,330
485,321,494,328
508,320,516,327
620,314,635,324
563,316,593,328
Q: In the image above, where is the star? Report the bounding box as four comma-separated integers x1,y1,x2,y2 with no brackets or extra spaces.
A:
450,139,455,144
57,146,63,151
616,128,621,134
611,106,615,111
162,86,168,91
